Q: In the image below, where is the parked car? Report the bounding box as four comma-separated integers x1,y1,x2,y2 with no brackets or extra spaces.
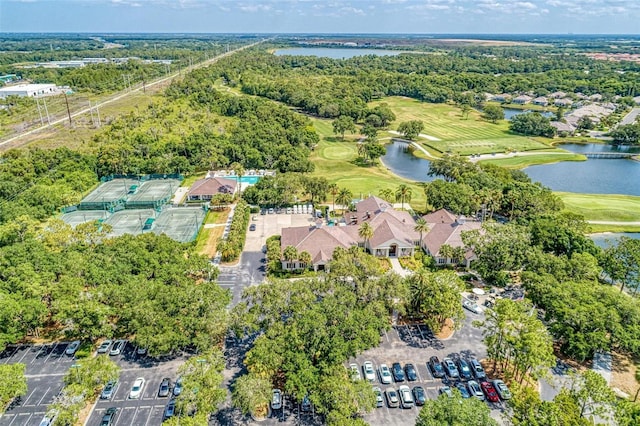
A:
97,340,112,354
100,407,117,426
391,362,405,382
438,386,453,398
462,299,481,314
373,387,384,408
38,410,57,426
109,339,126,356
158,378,171,397
173,377,183,396
100,380,118,400
268,208,275,214
65,341,80,356
398,385,414,409
271,389,282,410
362,361,376,382
455,382,471,398
481,381,501,403
442,358,459,379
249,223,256,231
492,379,512,400
385,388,399,408
404,363,418,381
428,356,446,378
301,395,312,412
412,386,426,406
467,380,484,400
349,363,361,381
379,364,392,384
136,346,147,356
470,359,486,380
164,399,176,419
456,358,473,380
129,377,145,399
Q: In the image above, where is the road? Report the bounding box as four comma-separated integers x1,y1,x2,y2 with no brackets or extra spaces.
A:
0,39,267,149
619,107,640,126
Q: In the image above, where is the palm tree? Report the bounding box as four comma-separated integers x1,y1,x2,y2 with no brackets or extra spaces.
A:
379,188,394,203
328,183,339,214
395,184,412,211
414,218,429,250
283,245,298,270
299,251,312,271
438,244,454,264
335,188,353,215
231,162,245,196
452,246,466,266
358,222,374,253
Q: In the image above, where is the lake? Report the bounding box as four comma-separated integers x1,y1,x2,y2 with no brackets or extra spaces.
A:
591,233,640,248
383,141,640,195
502,108,554,120
273,47,403,59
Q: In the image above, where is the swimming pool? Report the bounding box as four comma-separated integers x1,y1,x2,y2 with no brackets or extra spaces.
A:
239,176,260,184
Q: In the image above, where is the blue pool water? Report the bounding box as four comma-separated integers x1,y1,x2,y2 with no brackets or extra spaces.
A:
239,176,260,184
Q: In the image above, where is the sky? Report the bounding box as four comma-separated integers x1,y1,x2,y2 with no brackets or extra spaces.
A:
2,0,640,34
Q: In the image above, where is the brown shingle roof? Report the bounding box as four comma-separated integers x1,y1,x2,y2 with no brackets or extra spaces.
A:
187,177,237,197
281,225,358,264
423,209,458,224
422,221,482,256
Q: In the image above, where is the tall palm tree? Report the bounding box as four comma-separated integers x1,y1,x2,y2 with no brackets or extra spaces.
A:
358,222,374,253
231,162,245,196
452,246,466,266
335,188,353,215
328,183,339,214
438,244,454,264
299,251,312,271
395,184,413,211
414,218,429,250
283,245,299,269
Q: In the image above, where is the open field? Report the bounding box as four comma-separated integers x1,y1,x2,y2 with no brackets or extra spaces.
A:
310,117,426,210
558,192,640,225
372,97,554,155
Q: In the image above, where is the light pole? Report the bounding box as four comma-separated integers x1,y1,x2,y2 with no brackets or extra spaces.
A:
71,363,80,383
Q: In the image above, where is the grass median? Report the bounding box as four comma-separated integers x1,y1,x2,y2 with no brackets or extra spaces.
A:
558,192,640,231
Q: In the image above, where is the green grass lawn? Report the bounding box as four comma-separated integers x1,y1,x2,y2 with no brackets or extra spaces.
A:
371,97,555,155
558,192,640,226
310,117,426,211
479,152,586,168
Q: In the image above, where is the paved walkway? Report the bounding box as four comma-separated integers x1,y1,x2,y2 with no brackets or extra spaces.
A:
593,351,612,384
389,258,412,277
388,129,442,141
619,107,640,126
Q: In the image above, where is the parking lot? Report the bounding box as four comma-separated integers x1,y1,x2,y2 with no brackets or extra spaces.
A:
86,342,186,426
244,210,316,252
0,343,77,426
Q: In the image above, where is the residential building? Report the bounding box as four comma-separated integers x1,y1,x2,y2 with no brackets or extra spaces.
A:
549,91,567,99
186,177,237,201
532,96,548,107
554,98,573,107
491,94,512,103
550,121,576,135
512,95,532,105
421,209,482,267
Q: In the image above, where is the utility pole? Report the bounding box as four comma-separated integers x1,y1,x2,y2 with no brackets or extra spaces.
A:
42,97,51,125
89,100,95,127
63,92,72,126
35,97,44,125
96,103,101,127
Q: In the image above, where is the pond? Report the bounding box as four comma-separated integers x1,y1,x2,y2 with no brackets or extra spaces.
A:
591,233,640,248
524,143,640,195
273,47,403,59
502,108,555,121
382,140,640,196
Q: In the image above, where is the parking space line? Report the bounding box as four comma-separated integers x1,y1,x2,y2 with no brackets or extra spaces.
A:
22,387,38,406
43,343,58,363
1,346,19,364
30,345,46,364
36,387,51,406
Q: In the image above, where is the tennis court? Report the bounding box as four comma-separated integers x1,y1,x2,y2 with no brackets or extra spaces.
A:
104,209,156,237
126,179,180,209
79,178,139,210
153,207,206,243
61,210,110,228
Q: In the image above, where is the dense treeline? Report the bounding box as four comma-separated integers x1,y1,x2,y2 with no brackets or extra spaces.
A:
200,47,639,119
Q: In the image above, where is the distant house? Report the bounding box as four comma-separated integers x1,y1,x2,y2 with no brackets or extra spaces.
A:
186,177,237,201
550,121,576,135
421,209,482,267
549,91,567,99
532,96,549,107
491,94,512,103
554,98,573,107
512,95,532,105
589,94,603,102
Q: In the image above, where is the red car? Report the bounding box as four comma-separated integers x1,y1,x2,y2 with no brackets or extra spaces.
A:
480,381,500,403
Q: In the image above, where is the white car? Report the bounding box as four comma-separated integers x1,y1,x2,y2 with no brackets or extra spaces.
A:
398,385,414,409
271,389,282,410
362,361,376,382
110,339,126,356
463,299,482,314
349,363,362,381
129,377,145,399
467,380,484,401
65,341,80,356
379,364,392,384
97,340,112,354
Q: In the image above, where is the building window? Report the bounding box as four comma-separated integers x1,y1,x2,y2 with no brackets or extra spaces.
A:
286,262,296,269
438,258,447,264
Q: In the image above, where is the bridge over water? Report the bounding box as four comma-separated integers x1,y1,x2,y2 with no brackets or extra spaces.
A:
584,152,637,159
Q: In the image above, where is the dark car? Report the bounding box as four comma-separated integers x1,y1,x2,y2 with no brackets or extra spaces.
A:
158,378,171,397
455,382,471,398
301,395,312,412
391,362,405,382
164,399,176,419
100,407,117,426
443,358,459,379
481,381,500,403
249,223,256,231
428,356,446,378
456,359,473,380
412,386,426,406
404,363,418,381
